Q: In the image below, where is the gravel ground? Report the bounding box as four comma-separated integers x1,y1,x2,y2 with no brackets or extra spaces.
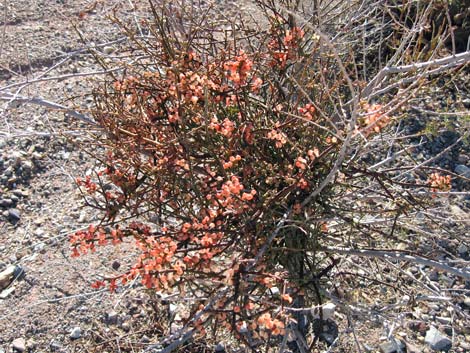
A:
0,1,469,352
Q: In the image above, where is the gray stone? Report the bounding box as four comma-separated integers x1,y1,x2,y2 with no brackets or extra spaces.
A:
103,46,114,54
111,260,121,270
436,316,452,325
215,343,225,352
69,326,82,339
12,337,26,352
105,310,119,325
429,270,439,282
379,340,406,353
424,326,452,351
8,208,21,222
33,242,46,253
50,341,63,351
460,342,470,351
0,198,13,207
457,244,468,258
455,164,470,178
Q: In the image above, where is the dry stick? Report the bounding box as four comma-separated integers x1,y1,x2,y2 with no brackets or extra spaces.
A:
0,93,96,125
0,0,7,60
321,246,470,280
362,51,470,98
0,68,121,92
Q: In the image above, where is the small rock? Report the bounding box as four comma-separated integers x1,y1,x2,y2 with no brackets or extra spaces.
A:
379,339,406,353
103,46,114,54
112,261,121,270
455,164,470,178
121,322,130,332
169,303,177,315
429,270,439,282
460,342,470,351
22,160,33,173
322,302,336,320
33,242,46,253
424,326,452,352
215,343,225,352
7,208,21,222
457,244,468,259
462,297,470,308
69,326,82,339
0,198,13,207
105,310,119,325
436,316,452,325
408,321,427,334
34,228,46,238
50,340,62,351
12,337,26,352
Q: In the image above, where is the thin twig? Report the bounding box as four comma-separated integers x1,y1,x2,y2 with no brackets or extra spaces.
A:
322,246,470,280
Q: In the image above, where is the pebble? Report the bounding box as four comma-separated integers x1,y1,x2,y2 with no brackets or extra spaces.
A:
421,314,430,322
408,320,427,334
457,244,468,259
460,342,470,351
379,340,406,353
33,242,46,253
429,270,439,282
425,326,452,352
34,228,46,238
7,208,21,222
455,164,470,178
0,198,13,207
50,341,62,351
436,316,452,325
12,338,26,352
111,260,121,270
103,46,114,54
69,326,82,339
321,302,336,320
215,343,225,352
105,310,119,325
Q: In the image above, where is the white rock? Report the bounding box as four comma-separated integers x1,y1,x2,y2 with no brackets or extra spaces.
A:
12,338,26,352
103,46,114,54
322,302,336,320
69,326,82,339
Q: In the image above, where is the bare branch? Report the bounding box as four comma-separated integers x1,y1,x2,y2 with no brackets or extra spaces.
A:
322,247,470,280
0,93,96,125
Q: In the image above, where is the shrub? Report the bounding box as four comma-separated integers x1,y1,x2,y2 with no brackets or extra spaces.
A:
72,0,469,351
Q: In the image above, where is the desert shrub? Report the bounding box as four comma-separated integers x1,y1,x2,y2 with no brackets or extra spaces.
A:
71,0,469,351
